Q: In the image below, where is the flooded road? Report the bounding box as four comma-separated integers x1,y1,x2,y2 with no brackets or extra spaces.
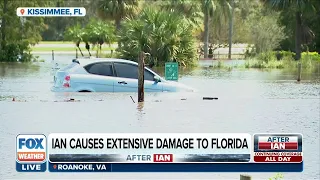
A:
0,55,319,179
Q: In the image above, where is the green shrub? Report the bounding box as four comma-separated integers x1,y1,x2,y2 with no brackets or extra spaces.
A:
302,52,320,61
245,52,285,68
245,50,320,69
256,52,277,63
0,42,34,62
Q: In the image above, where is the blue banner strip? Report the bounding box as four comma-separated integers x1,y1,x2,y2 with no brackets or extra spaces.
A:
48,162,303,172
16,162,47,172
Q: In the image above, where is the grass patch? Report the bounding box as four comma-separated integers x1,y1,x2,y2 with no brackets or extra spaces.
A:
31,46,115,52
38,41,74,44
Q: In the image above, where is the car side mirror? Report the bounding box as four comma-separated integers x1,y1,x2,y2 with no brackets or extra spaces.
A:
154,76,161,83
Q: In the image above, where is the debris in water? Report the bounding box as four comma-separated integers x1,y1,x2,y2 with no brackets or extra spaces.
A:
130,96,135,103
203,97,218,100
12,97,26,102
181,98,187,100
66,98,80,102
54,98,80,102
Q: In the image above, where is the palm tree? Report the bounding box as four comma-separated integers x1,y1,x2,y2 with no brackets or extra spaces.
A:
117,7,198,66
201,0,231,58
97,0,140,31
160,0,203,32
96,0,140,49
264,0,315,60
64,24,85,57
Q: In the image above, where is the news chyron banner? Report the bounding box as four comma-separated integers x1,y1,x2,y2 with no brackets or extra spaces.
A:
16,134,47,172
253,133,303,163
16,133,303,172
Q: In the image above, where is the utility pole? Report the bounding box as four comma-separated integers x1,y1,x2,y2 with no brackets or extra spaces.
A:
138,51,145,102
228,0,235,60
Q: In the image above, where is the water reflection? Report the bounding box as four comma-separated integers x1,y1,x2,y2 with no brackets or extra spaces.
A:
136,102,145,121
0,62,40,77
137,102,145,112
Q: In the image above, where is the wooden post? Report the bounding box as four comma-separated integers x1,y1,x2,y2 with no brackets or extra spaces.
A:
52,50,54,61
240,174,252,180
138,51,145,102
228,0,234,60
297,62,302,82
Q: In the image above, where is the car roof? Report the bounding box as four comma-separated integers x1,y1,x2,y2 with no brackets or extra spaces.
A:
74,58,138,67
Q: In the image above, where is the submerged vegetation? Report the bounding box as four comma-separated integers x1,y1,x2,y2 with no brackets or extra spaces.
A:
244,51,320,69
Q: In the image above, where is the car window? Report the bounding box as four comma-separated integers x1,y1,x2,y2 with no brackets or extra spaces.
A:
84,62,113,76
144,69,155,81
114,62,155,81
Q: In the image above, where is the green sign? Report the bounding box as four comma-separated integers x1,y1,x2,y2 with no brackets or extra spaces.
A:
165,62,178,80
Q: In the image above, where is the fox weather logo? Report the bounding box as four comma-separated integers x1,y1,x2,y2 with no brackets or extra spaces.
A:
16,134,47,172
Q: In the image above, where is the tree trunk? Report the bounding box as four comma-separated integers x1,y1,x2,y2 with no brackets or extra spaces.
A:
115,18,121,31
116,18,121,49
78,47,84,57
228,0,234,60
1,0,8,50
295,11,302,60
203,9,209,58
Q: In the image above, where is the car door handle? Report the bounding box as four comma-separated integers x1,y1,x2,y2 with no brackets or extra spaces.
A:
118,81,127,84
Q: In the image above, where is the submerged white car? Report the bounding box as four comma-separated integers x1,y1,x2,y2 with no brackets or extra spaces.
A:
51,58,195,92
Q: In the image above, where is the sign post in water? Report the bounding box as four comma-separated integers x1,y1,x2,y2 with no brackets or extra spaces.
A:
165,62,178,81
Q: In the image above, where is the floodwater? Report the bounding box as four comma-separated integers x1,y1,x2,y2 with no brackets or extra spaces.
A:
0,54,319,180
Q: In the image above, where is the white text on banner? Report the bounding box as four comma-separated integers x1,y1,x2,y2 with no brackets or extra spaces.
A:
48,133,251,155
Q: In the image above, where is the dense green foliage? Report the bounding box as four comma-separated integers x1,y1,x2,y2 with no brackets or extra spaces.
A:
0,0,53,62
244,7,286,54
1,0,319,67
43,0,320,56
117,7,198,67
